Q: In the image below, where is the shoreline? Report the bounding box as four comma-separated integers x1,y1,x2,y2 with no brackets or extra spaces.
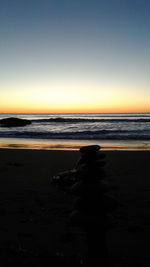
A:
0,137,150,151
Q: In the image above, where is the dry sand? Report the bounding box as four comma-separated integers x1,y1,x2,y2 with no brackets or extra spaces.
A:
0,148,150,266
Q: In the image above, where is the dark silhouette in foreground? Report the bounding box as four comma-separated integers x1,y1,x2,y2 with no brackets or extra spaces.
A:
0,117,31,127
52,145,120,266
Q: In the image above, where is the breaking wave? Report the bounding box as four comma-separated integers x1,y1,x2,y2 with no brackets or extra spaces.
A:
31,118,150,123
0,129,150,140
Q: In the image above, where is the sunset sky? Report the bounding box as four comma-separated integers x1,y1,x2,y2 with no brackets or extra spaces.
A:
0,0,150,113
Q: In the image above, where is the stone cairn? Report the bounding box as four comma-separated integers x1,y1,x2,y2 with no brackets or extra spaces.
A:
51,145,120,267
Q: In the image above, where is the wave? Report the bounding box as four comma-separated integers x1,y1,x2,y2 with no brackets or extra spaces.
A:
31,117,150,123
0,129,150,140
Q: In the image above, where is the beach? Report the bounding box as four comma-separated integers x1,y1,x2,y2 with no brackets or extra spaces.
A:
0,148,150,266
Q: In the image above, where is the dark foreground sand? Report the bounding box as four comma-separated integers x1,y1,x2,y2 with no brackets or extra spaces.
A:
0,148,150,266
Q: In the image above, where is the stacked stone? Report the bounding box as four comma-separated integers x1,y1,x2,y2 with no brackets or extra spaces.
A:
51,145,120,267
69,145,106,223
68,145,109,267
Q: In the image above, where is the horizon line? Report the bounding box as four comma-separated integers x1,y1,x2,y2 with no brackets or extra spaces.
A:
0,112,150,114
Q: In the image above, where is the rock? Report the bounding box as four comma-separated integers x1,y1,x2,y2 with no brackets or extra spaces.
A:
103,194,122,211
0,117,31,127
77,161,106,171
76,163,106,180
80,145,100,154
51,169,77,190
68,210,105,227
76,152,106,167
70,181,96,195
74,195,105,214
70,180,110,196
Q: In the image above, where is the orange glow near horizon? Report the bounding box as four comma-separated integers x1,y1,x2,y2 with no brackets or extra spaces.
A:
0,96,150,113
0,104,150,114
1,80,150,114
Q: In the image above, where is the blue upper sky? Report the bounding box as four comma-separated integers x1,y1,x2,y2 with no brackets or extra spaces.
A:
0,0,150,112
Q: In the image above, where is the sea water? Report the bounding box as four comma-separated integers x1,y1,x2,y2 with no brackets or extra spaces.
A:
0,113,150,150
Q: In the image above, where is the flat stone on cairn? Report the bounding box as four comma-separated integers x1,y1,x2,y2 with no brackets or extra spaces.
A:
76,145,106,167
70,180,110,196
68,210,105,228
79,145,100,154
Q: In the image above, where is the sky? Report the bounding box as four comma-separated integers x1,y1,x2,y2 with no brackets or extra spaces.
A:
0,0,150,113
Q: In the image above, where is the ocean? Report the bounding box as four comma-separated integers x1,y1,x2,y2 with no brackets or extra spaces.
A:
0,113,150,150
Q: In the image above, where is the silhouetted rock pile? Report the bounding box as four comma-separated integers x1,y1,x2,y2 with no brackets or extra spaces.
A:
51,145,120,267
0,117,31,127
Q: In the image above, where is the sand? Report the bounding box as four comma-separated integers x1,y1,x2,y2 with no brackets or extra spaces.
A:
0,148,150,266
